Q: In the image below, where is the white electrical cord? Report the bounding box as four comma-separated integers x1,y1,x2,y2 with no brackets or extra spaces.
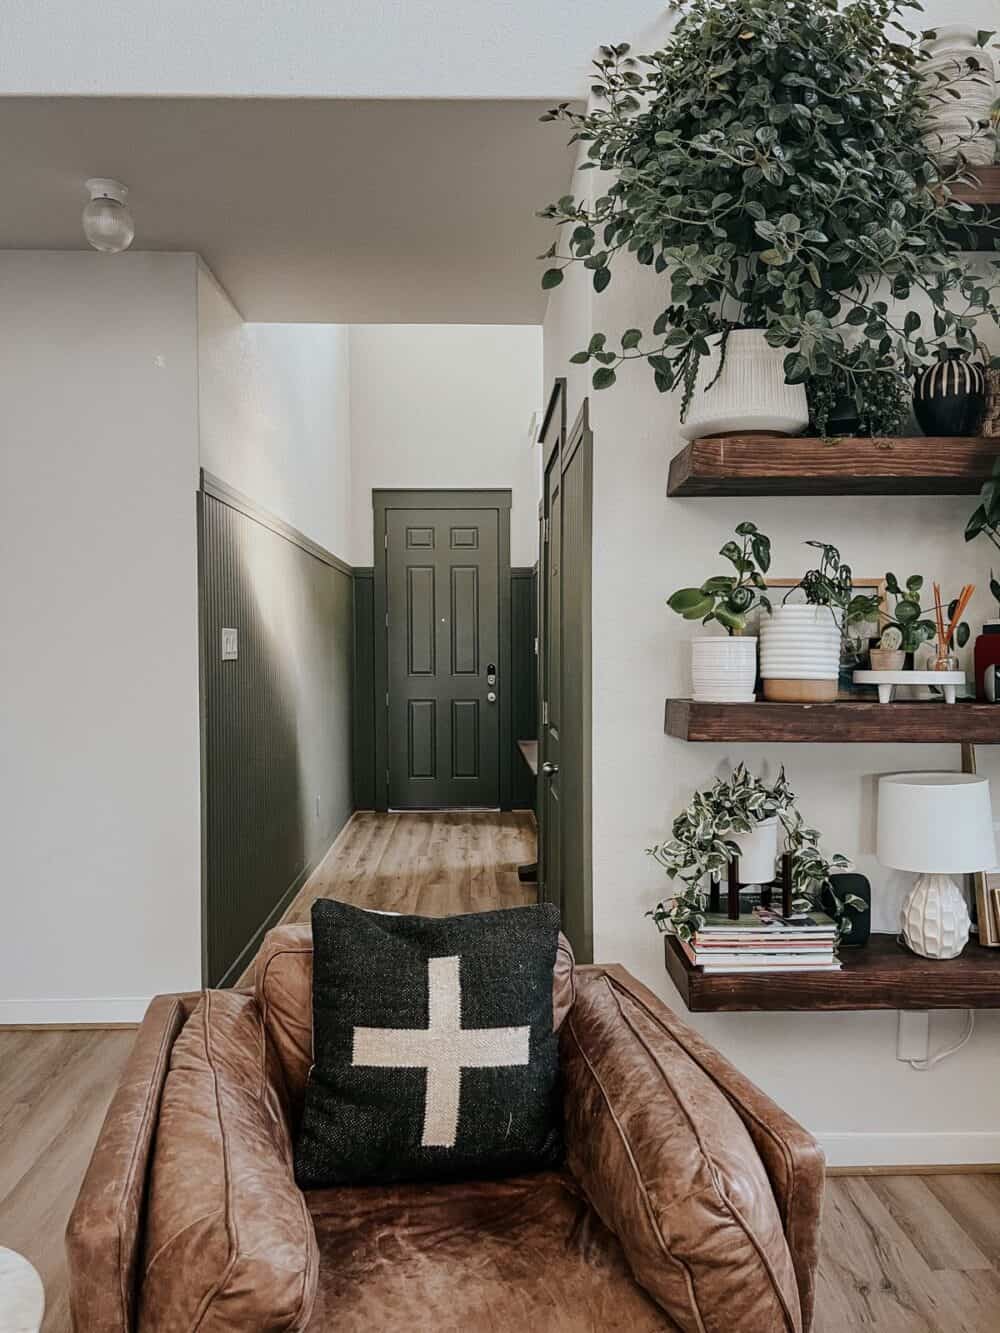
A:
906,1010,976,1070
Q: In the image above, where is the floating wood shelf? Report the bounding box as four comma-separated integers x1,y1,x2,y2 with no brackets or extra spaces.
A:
664,932,1000,1012
666,435,999,497
665,699,1000,744
950,165,1000,208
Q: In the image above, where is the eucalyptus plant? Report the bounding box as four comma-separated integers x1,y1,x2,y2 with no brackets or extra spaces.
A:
667,520,771,634
646,765,852,940
539,0,1000,416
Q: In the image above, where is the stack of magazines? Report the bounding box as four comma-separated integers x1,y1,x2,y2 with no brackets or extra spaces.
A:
679,906,840,974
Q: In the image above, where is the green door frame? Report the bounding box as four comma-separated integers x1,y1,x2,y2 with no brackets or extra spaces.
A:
372,488,513,813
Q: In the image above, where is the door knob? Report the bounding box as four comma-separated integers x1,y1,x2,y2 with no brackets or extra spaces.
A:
487,691,497,703
541,761,559,776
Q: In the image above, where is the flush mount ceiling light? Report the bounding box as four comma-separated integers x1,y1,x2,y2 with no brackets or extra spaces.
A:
82,178,135,254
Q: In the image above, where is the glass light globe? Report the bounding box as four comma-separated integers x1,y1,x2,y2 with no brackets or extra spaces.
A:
82,183,135,254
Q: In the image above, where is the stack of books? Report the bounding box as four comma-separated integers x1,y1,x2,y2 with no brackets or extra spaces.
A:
679,906,840,974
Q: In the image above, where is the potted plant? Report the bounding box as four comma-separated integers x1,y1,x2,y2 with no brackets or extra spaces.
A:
760,542,875,702
807,350,910,439
539,0,1000,432
878,572,969,668
646,765,857,940
667,521,771,702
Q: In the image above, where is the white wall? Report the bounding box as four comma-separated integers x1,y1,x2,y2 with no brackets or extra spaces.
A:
544,2,1000,1167
348,325,543,567
197,266,353,557
0,252,203,1021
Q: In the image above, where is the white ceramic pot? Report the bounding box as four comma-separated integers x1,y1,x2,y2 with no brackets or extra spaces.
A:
732,816,778,886
760,605,842,703
920,27,996,166
690,636,757,703
678,329,810,441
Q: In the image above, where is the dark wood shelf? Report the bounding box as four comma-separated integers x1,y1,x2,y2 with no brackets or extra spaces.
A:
665,699,1000,744
666,435,1000,497
664,932,1000,1012
951,165,1000,207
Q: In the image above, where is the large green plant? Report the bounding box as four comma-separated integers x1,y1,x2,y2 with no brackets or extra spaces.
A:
540,0,1000,416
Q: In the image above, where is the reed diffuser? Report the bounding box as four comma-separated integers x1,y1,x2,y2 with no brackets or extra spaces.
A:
934,582,975,671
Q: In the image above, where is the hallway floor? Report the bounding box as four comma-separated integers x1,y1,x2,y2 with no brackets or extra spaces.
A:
2,811,998,1331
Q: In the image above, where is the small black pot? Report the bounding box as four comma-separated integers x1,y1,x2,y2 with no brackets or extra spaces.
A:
822,872,871,949
826,394,861,436
913,349,986,437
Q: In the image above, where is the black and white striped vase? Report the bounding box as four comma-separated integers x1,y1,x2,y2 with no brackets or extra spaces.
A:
913,350,986,437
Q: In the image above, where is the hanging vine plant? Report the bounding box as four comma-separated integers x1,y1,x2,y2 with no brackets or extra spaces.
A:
539,0,1000,418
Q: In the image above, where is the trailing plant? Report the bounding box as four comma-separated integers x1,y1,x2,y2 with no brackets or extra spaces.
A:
806,349,910,438
879,571,969,652
667,520,771,634
785,540,883,627
539,0,1000,416
646,765,852,940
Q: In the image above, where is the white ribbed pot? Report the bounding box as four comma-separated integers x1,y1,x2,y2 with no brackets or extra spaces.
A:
760,605,842,703
678,330,810,441
732,816,779,886
690,636,757,703
919,26,996,166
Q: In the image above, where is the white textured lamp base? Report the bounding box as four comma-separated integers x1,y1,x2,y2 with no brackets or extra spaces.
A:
900,873,971,960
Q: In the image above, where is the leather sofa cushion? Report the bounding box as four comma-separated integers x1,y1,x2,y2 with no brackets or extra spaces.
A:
254,918,576,1120
138,990,318,1332
303,1171,675,1331
561,969,802,1333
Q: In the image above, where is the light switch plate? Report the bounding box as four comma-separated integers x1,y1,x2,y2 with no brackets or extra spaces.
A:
221,627,238,661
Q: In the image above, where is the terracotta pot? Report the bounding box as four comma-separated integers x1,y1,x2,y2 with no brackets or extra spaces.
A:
869,648,906,671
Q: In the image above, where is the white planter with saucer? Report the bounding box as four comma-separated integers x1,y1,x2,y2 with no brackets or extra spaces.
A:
678,330,810,441
690,636,757,703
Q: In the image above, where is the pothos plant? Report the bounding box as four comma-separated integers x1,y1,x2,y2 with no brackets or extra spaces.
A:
966,457,1000,601
667,520,772,634
646,765,857,940
539,0,1000,417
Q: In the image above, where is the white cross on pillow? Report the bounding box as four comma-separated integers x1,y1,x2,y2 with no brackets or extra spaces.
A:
352,955,531,1148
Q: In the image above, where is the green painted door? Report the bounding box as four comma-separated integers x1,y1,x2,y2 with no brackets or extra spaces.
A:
538,398,593,961
386,507,501,809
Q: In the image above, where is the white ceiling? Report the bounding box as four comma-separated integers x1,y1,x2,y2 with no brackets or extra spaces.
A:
0,97,579,323
0,0,666,99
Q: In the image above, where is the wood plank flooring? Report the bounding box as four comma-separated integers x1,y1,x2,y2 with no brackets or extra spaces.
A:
2,812,998,1331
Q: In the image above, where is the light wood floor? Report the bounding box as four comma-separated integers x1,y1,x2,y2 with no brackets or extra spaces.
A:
3,812,998,1332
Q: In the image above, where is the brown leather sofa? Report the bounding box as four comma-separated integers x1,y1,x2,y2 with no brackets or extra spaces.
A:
67,923,824,1332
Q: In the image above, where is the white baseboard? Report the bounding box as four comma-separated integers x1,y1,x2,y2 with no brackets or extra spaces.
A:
0,995,153,1026
818,1131,1000,1169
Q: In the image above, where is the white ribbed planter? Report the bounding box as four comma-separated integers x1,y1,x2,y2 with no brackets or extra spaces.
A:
760,605,842,703
732,816,778,886
920,26,996,166
690,636,757,703
678,330,809,441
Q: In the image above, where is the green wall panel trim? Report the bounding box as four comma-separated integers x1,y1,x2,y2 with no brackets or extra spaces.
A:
352,568,376,810
511,567,538,811
198,486,354,987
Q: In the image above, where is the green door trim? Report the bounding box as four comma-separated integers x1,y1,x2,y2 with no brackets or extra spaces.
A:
372,488,513,813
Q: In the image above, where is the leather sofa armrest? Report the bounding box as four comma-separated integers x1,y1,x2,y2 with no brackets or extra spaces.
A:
66,993,192,1332
563,966,823,1333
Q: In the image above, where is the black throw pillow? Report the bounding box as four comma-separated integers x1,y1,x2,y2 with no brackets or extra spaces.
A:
294,899,563,1187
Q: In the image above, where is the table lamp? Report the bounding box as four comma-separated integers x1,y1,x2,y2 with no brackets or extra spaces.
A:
877,773,997,959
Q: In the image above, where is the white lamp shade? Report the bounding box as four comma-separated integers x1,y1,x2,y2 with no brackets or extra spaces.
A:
877,773,996,873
